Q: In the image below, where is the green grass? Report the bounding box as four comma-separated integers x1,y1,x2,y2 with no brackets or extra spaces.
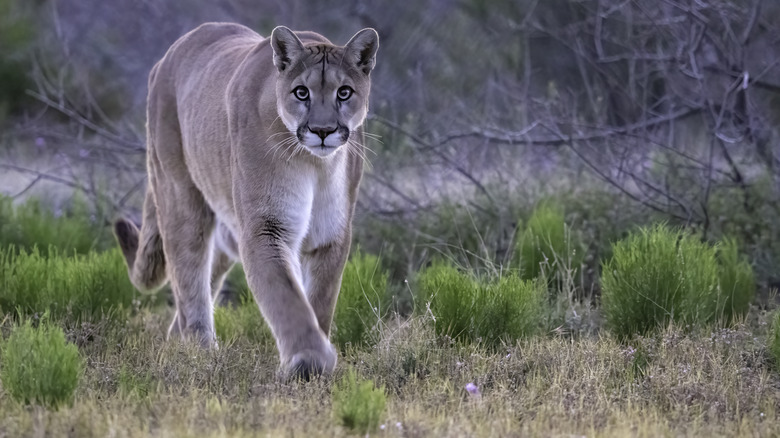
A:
716,238,755,325
514,203,584,289
0,315,774,436
0,246,138,322
416,261,545,346
0,193,774,436
601,224,755,338
0,318,82,408
770,312,780,368
332,368,387,434
214,296,272,344
0,195,110,256
117,364,156,399
332,252,389,349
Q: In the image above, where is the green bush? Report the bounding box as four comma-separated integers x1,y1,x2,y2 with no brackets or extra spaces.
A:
0,318,82,408
332,368,386,434
0,196,110,256
416,261,545,345
214,296,272,344
0,246,137,322
770,311,780,368
514,203,584,289
716,238,755,325
332,252,389,349
601,224,754,338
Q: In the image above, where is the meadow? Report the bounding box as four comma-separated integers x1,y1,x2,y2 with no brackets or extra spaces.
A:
0,194,777,437
1,1,780,436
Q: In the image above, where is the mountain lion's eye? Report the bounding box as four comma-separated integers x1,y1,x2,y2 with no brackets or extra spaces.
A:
293,86,309,101
337,86,353,101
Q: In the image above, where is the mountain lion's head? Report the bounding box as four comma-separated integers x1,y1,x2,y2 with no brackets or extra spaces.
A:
271,26,379,158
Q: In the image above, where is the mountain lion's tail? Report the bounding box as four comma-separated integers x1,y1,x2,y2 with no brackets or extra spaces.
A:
114,188,167,291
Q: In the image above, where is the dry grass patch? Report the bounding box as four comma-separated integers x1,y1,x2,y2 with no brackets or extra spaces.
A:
0,308,777,437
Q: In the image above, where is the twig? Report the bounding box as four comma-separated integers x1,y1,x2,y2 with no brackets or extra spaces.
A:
26,90,145,152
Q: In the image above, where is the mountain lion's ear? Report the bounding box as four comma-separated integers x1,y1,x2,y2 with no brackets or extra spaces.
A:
271,26,304,72
344,28,379,75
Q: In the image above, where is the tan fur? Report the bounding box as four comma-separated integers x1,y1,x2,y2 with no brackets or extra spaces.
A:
114,23,378,378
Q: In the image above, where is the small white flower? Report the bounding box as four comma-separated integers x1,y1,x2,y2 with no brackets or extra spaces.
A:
396,422,403,430
380,424,386,430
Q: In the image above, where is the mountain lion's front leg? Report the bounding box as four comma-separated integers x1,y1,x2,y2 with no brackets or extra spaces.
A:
239,218,336,379
303,238,351,337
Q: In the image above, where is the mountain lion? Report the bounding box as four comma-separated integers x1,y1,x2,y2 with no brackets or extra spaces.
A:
114,22,378,379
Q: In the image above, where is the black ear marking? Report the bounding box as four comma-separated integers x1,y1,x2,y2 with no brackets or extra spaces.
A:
271,26,304,72
344,28,379,75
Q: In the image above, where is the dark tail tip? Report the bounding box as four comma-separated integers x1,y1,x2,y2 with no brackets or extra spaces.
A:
114,218,139,266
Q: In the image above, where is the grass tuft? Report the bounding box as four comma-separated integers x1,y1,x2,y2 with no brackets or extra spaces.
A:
0,195,110,256
117,365,155,399
1,317,82,408
213,296,272,344
715,237,755,325
332,368,386,434
601,224,754,337
514,203,584,293
332,252,389,349
0,246,137,322
416,261,545,346
770,312,780,368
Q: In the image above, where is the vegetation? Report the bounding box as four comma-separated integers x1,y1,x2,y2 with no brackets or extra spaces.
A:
0,246,138,322
514,202,584,294
0,318,82,408
0,1,779,435
0,0,35,119
331,252,389,349
116,364,156,399
601,225,755,338
0,196,773,435
332,368,387,434
416,262,545,346
771,312,780,370
0,196,111,256
716,238,756,325
0,315,772,436
214,296,272,344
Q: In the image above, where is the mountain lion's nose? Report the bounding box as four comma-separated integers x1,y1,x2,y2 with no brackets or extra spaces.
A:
309,126,337,140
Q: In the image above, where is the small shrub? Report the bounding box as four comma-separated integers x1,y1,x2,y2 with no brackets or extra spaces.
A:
416,261,545,345
770,312,780,367
601,224,754,338
0,246,137,322
0,196,110,256
0,318,82,408
332,252,389,349
214,296,271,344
332,368,386,434
514,203,584,292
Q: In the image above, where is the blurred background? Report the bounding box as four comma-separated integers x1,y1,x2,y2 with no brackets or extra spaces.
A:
1,0,779,304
